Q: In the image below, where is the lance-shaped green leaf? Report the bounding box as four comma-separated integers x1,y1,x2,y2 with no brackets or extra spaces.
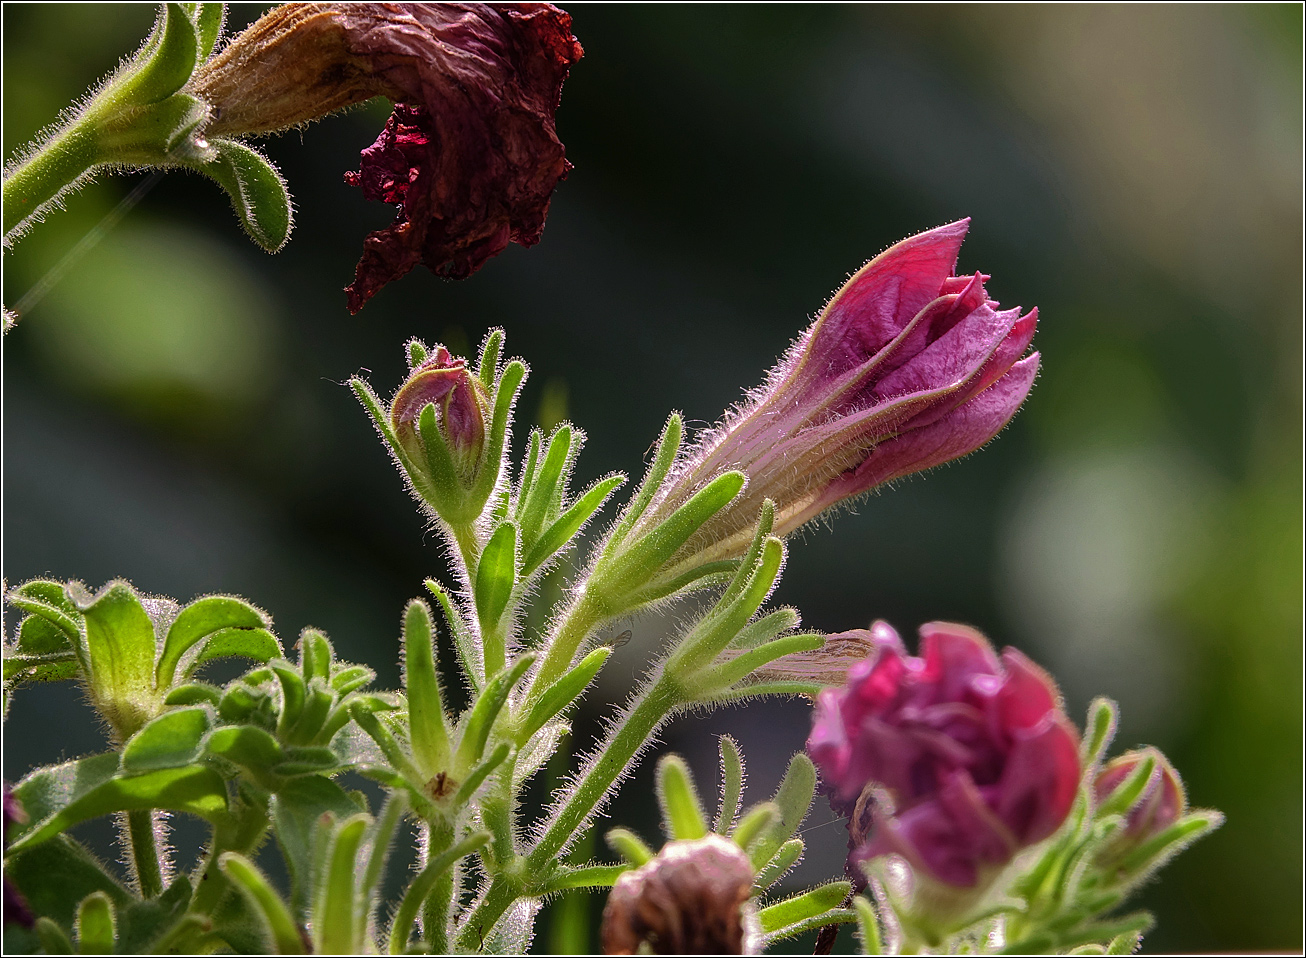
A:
314,813,370,954
477,329,504,387
272,663,306,736
452,742,511,805
359,792,408,931
597,471,746,602
731,802,779,851
196,139,292,251
285,679,333,745
748,753,816,868
121,706,210,772
36,918,74,955
605,827,654,867
517,429,543,511
186,3,225,60
518,425,573,546
853,895,884,956
425,578,480,694
116,3,199,106
656,754,708,841
1083,697,1119,770
403,599,451,777
299,631,333,684
14,609,74,657
74,891,116,955
759,882,853,935
540,863,630,893
606,414,682,553
692,634,824,698
349,707,422,786
753,838,803,891
155,595,271,689
454,654,533,772
10,758,227,854
331,665,374,696
388,831,489,955
219,852,306,954
715,735,745,833
475,523,518,639
522,474,625,578
76,581,160,737
270,776,364,919
518,647,610,744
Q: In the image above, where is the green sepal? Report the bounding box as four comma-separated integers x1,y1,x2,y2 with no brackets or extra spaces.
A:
517,425,573,549
539,863,630,893
656,754,708,841
730,802,779,851
469,360,527,509
74,891,116,955
605,827,654,867
518,646,610,744
715,734,745,832
387,831,490,955
748,752,816,868
403,599,451,778
1083,697,1119,771
452,741,511,805
272,663,307,737
285,679,333,745
475,522,518,635
606,413,682,553
194,139,293,251
349,706,422,785
852,895,884,955
186,3,225,60
155,595,271,689
218,682,272,725
691,633,823,697
522,474,625,578
454,654,533,772
218,852,306,955
121,706,210,772
476,329,504,388
116,3,200,106
1094,755,1156,820
299,631,333,684
753,838,803,892
9,753,228,854
417,402,463,507
758,881,853,935
331,665,375,696
727,606,800,650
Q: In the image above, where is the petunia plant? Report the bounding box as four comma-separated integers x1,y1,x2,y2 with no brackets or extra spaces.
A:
3,4,1220,955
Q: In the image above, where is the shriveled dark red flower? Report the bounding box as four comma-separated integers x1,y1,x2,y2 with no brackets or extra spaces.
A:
807,621,1080,888
600,834,756,955
192,3,583,312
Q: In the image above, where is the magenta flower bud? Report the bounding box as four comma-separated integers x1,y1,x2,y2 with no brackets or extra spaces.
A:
1094,747,1186,846
600,834,757,955
655,220,1038,564
807,621,1080,888
389,345,489,483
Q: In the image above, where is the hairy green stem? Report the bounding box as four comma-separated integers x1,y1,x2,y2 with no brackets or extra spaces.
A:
526,591,606,706
125,809,165,899
3,124,100,237
190,803,271,916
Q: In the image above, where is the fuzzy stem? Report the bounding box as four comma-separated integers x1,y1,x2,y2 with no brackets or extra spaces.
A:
125,809,165,899
525,590,606,707
457,675,683,948
418,820,455,954
3,123,101,238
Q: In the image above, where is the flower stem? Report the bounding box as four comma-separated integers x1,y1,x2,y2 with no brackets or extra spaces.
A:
526,591,606,705
125,809,164,899
3,123,101,238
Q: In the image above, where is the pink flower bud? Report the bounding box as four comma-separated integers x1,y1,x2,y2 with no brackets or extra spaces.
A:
655,220,1038,564
807,622,1079,888
600,834,757,955
1094,747,1186,843
389,346,489,482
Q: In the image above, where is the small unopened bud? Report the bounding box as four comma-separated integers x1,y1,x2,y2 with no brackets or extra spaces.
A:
601,834,757,955
743,622,901,688
390,346,489,484
1093,747,1185,853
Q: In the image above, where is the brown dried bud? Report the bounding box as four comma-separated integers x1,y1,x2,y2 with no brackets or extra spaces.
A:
734,623,900,689
600,835,757,955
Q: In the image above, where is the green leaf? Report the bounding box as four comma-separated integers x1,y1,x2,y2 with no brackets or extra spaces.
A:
188,3,225,60
206,725,285,778
219,852,306,955
518,425,573,548
75,891,116,954
316,814,369,954
522,474,625,578
9,758,228,855
270,776,364,919
192,627,280,675
477,329,504,388
331,665,375,696
273,746,342,777
759,882,853,935
403,599,450,777
163,681,222,707
15,611,74,655
749,752,816,868
852,895,883,956
76,581,160,736
425,578,480,694
454,654,533,772
155,595,270,689
475,522,518,633
519,646,610,744
218,682,270,724
272,663,307,735
540,864,630,893
299,631,333,684
452,741,511,805
715,735,746,834
36,917,74,954
604,827,654,867
607,414,682,552
117,3,199,105
3,834,132,933
387,832,489,955
731,802,779,851
285,680,333,746
198,139,293,252
753,838,803,891
121,706,210,772
1083,697,1119,769
656,754,708,841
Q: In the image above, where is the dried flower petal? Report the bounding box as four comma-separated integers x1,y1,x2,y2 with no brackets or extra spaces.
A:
601,834,756,955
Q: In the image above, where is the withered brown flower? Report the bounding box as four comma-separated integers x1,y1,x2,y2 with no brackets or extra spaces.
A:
192,3,583,312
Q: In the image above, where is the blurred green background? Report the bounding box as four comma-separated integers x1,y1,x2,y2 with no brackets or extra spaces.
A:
3,4,1301,952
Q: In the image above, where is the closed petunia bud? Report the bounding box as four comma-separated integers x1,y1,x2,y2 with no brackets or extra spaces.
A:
390,345,489,485
643,220,1037,567
191,3,583,312
1093,747,1185,862
601,834,757,955
806,621,1080,890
